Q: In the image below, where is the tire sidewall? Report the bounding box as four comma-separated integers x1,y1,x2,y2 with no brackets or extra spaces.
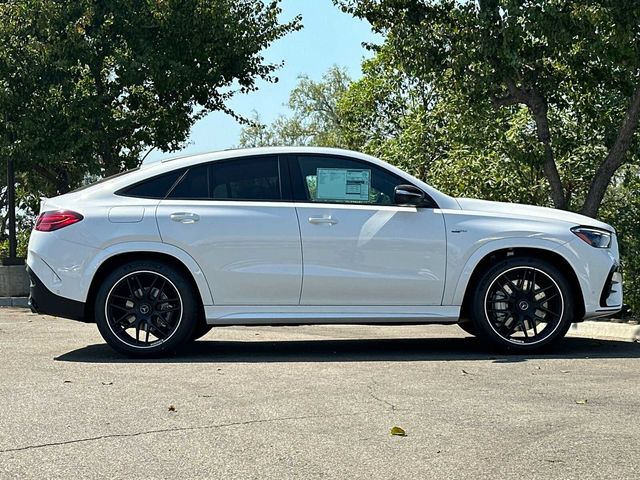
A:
95,260,198,357
470,257,574,353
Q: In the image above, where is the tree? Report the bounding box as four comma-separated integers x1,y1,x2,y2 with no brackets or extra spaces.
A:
337,0,640,217
337,46,451,181
0,0,301,195
239,66,351,147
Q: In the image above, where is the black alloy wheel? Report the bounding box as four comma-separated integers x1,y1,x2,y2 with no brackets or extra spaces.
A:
95,260,199,357
471,257,574,352
105,270,183,347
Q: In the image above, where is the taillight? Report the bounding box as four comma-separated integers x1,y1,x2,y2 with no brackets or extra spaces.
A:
35,210,84,232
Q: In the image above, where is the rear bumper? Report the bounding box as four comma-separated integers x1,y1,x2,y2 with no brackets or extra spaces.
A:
27,266,89,322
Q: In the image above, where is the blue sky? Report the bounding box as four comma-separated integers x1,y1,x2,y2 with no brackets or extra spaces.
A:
146,0,379,162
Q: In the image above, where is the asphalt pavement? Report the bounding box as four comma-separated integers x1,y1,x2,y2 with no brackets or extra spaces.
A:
0,307,639,479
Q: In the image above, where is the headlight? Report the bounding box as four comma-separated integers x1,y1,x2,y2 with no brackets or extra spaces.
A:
571,226,612,248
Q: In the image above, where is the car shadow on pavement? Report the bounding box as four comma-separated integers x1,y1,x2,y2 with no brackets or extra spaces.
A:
54,336,640,363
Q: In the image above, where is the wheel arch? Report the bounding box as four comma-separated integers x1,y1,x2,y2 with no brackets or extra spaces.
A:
84,251,209,323
457,247,585,322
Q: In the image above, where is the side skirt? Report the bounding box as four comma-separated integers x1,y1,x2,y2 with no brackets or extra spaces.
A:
204,305,460,326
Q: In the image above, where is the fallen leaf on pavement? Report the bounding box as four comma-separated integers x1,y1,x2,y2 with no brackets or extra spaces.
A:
390,426,407,437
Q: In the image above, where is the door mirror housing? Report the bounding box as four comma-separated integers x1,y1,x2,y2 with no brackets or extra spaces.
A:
394,185,425,206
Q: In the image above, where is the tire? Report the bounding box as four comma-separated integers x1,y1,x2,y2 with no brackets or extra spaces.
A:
190,322,213,342
469,256,574,353
458,322,477,337
95,260,199,357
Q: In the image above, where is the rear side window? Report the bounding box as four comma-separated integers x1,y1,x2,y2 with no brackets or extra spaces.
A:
167,165,209,199
211,157,281,200
118,156,282,201
118,170,184,199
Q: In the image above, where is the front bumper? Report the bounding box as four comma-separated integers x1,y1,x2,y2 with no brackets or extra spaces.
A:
27,266,89,322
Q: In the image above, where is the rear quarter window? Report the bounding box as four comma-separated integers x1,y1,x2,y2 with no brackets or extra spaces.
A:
117,170,184,199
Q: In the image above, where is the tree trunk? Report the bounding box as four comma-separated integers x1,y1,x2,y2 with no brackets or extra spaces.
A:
581,87,640,218
494,80,568,210
529,100,567,210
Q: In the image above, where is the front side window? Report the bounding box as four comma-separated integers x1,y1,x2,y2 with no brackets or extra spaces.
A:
211,156,281,201
295,156,405,205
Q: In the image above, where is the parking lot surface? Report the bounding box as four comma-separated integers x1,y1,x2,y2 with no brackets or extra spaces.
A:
0,307,639,479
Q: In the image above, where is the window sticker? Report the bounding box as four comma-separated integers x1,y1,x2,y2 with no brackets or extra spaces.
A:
316,168,371,201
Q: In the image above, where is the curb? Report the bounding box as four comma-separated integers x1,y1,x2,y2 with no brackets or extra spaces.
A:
0,297,29,308
568,321,640,343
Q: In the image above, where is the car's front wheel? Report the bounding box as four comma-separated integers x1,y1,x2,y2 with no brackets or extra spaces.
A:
458,322,477,336
470,257,574,353
95,260,199,357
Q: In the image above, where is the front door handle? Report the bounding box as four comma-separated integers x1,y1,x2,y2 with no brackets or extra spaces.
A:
308,215,338,225
170,212,200,224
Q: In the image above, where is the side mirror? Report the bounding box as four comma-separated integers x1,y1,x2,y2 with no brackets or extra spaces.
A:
394,184,425,206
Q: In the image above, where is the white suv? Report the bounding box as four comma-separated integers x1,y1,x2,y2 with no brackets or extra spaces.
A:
27,147,622,356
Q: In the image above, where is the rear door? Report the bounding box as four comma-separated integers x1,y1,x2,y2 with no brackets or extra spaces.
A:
155,156,302,305
290,154,447,306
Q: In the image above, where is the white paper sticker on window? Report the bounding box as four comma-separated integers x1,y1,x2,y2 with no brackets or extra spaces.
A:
316,168,371,201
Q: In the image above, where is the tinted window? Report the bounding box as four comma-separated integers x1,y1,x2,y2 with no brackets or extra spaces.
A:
211,157,281,200
295,156,405,205
119,170,184,199
167,165,209,199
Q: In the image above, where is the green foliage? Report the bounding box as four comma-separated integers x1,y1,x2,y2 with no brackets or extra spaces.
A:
0,228,28,259
599,167,640,317
337,0,640,217
0,0,301,196
239,66,351,147
337,47,445,179
337,48,552,205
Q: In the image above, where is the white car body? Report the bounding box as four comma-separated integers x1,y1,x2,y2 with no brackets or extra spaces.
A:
27,147,622,348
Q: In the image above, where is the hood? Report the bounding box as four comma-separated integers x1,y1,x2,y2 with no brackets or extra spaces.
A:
455,198,614,232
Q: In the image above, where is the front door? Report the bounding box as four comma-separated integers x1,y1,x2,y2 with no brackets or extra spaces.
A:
291,154,446,306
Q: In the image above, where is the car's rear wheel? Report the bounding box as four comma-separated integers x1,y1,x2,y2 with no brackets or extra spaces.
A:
190,322,213,341
470,257,574,353
95,260,199,357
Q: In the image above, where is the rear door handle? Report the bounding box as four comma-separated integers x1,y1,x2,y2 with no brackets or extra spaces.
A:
308,215,338,225
170,212,200,224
